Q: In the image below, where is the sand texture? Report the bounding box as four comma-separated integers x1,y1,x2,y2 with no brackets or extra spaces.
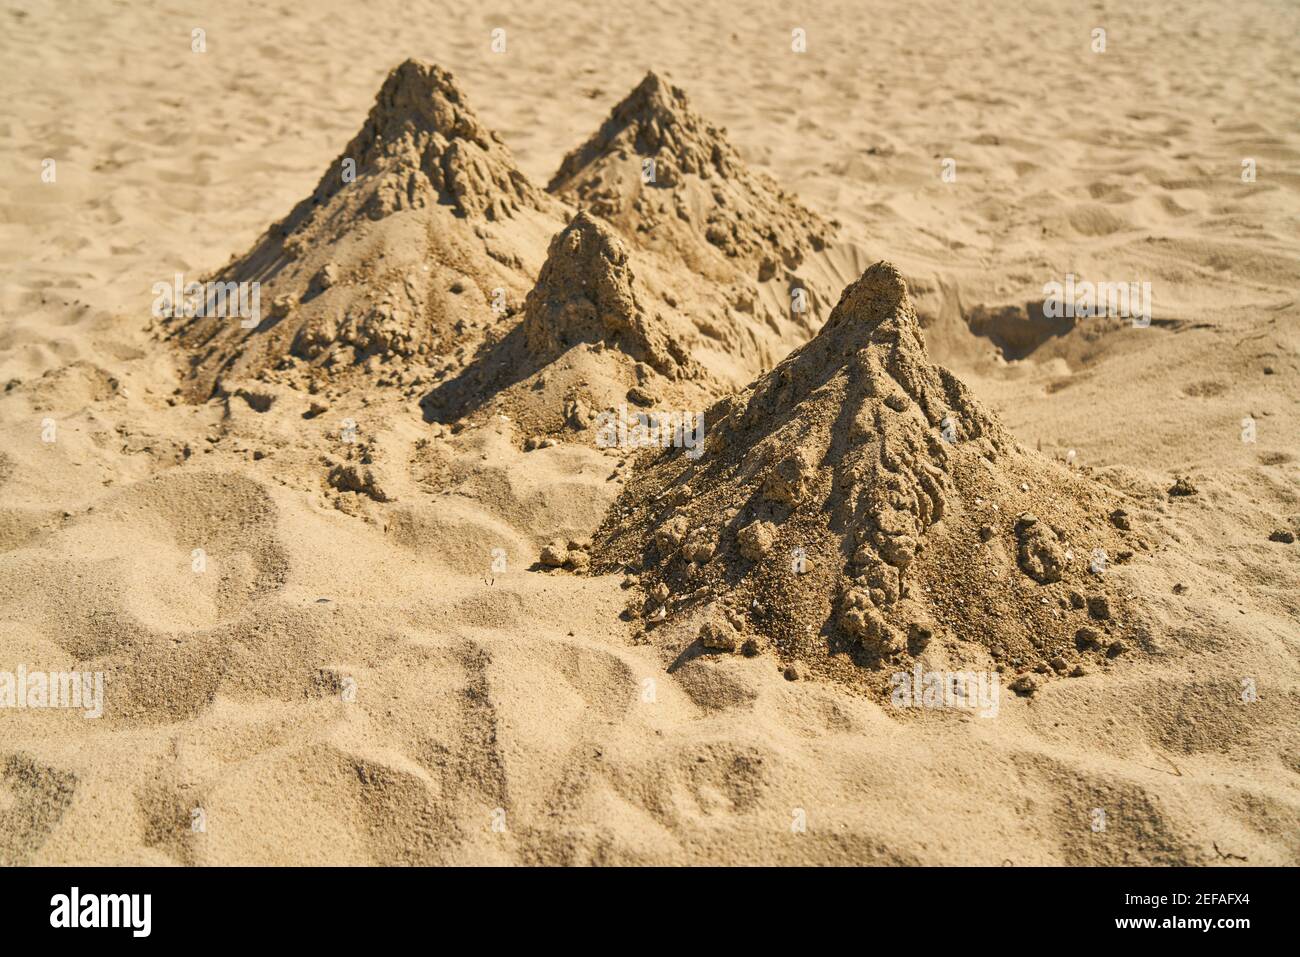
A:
1,0,1297,865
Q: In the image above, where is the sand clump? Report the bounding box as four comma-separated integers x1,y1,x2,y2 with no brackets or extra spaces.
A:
594,263,1148,692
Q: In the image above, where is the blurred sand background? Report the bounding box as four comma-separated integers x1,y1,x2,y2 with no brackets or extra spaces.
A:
0,0,1297,864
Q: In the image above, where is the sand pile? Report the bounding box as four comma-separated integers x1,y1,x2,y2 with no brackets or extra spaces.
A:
162,64,847,413
545,71,852,385
550,71,833,284
594,263,1150,693
161,59,565,399
422,209,713,437
520,211,693,377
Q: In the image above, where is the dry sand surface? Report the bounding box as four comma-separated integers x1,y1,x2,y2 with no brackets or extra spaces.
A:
1,0,1298,865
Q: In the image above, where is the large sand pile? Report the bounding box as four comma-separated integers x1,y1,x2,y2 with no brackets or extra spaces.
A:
161,59,565,399
595,263,1149,692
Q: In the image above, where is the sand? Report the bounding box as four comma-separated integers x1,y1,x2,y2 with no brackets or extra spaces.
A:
0,0,1297,866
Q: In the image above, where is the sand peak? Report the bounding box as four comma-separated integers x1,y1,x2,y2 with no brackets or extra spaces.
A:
549,69,735,190
521,210,687,375
548,71,832,280
302,59,549,222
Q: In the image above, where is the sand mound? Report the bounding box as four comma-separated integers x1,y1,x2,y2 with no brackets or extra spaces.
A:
422,209,712,436
521,211,692,377
549,71,833,283
161,59,565,399
593,263,1149,692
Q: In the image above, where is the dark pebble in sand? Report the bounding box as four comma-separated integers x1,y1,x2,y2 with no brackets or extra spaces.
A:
1010,674,1039,696
1087,595,1111,621
1075,627,1102,651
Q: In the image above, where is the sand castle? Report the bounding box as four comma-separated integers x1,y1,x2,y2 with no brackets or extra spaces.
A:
161,60,565,399
549,70,833,282
520,210,691,377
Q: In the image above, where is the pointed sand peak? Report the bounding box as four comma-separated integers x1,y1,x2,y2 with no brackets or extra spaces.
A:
364,59,495,153
522,211,688,375
591,263,1139,697
725,261,994,442
306,59,551,222
550,69,734,190
548,71,832,280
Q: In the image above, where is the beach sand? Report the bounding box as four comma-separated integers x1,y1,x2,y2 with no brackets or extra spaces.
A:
0,0,1297,865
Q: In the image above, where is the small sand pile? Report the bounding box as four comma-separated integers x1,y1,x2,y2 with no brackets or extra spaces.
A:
422,210,713,437
549,71,833,283
593,263,1148,693
161,59,564,399
521,211,693,377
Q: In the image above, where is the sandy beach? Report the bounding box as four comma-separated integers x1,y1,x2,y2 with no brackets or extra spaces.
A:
0,0,1297,865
